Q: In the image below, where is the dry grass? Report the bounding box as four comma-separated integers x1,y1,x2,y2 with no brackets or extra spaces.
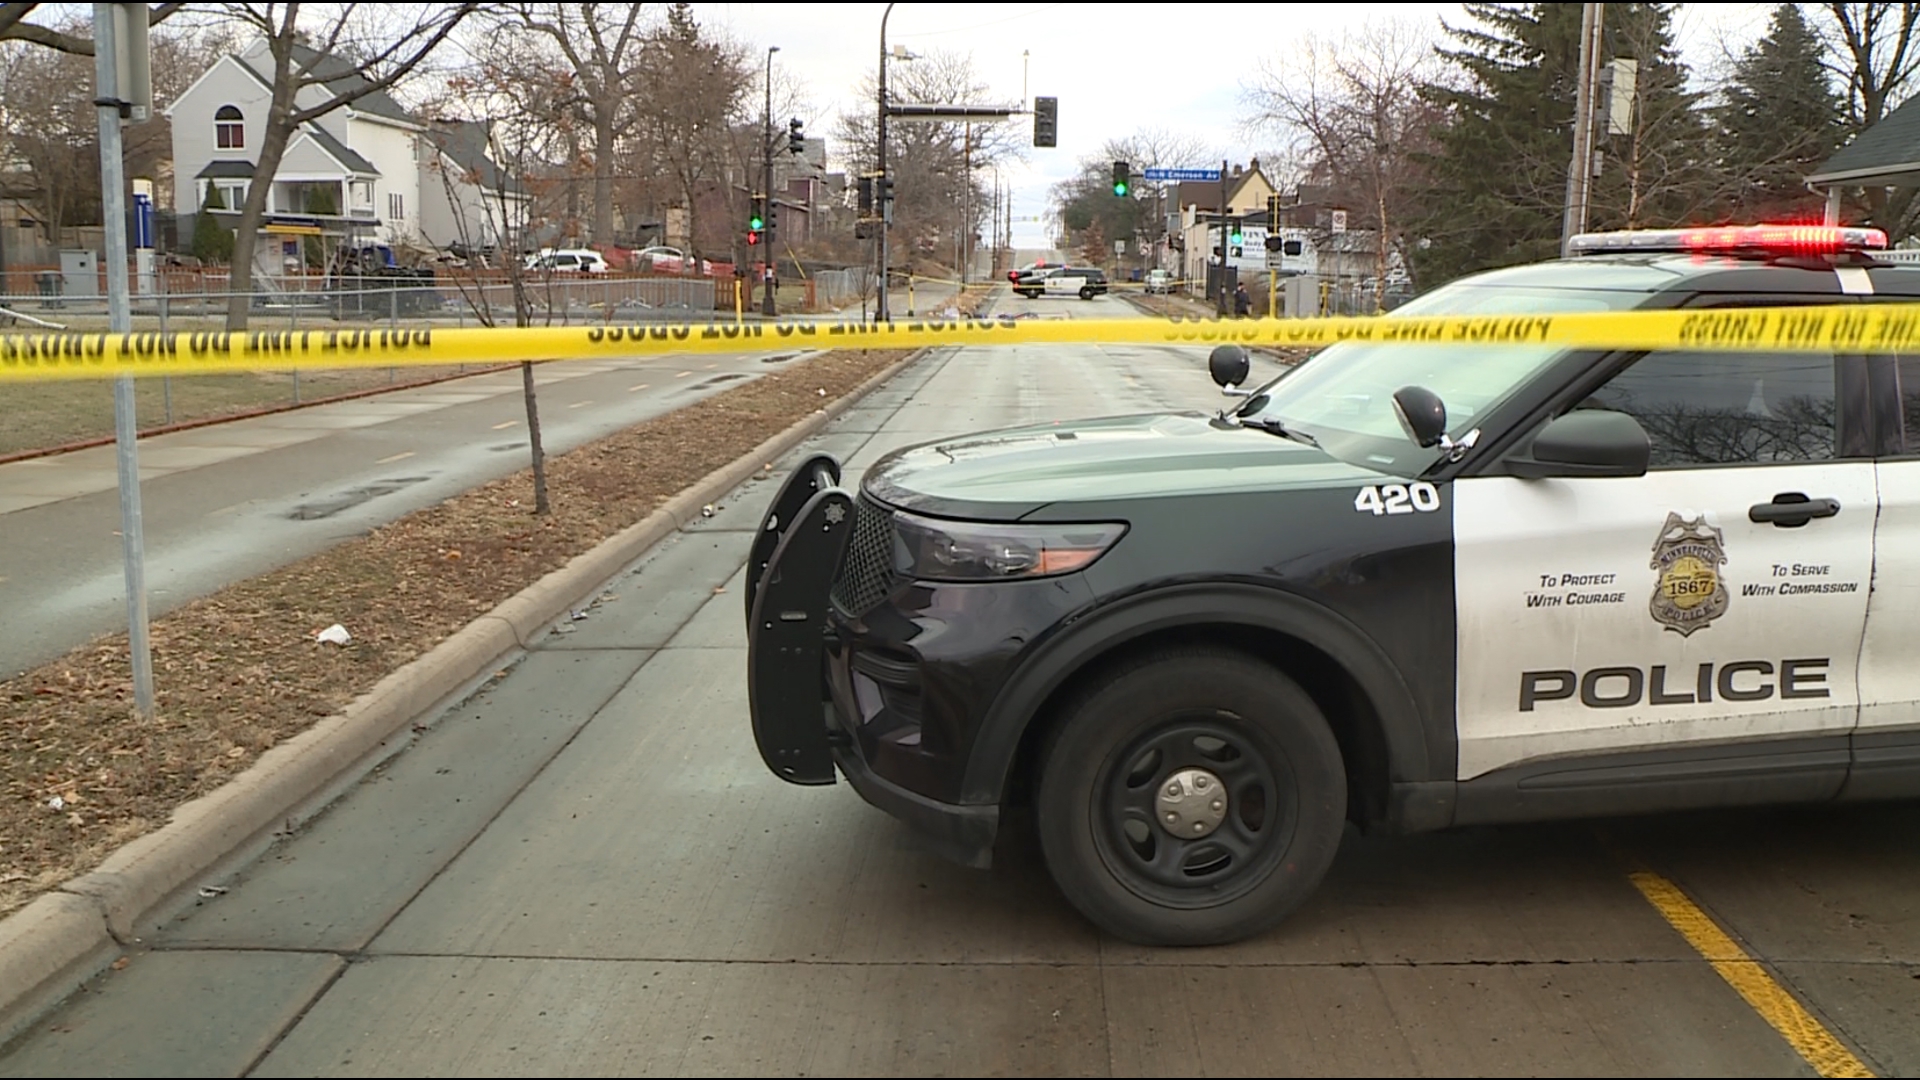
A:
0,366,500,458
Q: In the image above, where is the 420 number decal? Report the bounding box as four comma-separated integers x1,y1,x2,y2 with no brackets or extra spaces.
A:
1354,482,1442,516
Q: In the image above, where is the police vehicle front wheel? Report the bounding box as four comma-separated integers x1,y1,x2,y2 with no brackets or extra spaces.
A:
1079,285,1095,300
1035,649,1347,946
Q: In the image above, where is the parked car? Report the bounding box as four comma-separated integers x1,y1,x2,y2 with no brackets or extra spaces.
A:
636,245,688,273
1145,269,1173,294
523,248,608,274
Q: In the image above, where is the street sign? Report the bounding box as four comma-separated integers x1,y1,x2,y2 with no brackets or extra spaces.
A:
1142,167,1222,182
1331,209,1348,233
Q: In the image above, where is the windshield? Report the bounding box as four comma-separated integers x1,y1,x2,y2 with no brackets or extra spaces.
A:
1239,281,1650,475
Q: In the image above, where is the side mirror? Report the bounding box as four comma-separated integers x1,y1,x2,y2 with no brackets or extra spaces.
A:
1209,344,1251,390
1506,410,1651,479
1391,385,1448,448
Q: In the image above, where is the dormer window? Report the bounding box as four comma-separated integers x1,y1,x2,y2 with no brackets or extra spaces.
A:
215,105,244,150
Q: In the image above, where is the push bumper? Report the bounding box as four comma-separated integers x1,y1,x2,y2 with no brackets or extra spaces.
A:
743,452,1001,867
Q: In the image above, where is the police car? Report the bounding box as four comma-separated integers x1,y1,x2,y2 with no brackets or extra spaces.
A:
1011,265,1109,300
744,224,1920,946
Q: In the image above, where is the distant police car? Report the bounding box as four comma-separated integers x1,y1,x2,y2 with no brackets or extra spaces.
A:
1012,265,1109,300
745,224,1920,946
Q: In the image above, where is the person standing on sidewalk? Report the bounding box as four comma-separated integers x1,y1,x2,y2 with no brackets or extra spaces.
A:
1233,282,1253,318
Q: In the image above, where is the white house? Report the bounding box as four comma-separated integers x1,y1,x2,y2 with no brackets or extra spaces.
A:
166,40,522,278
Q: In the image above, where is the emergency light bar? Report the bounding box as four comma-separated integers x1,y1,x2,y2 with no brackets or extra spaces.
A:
1567,224,1888,257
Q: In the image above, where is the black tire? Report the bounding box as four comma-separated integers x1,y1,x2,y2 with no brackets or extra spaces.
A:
1079,286,1095,300
1035,648,1346,946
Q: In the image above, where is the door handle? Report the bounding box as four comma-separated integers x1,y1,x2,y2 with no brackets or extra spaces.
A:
1748,494,1841,526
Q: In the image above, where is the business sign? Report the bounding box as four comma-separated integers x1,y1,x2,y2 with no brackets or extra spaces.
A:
1142,167,1223,182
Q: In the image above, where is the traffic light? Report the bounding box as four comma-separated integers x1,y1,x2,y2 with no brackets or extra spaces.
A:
1229,221,1244,245
749,196,766,232
788,118,804,155
747,228,761,246
1112,160,1130,197
1033,96,1057,148
857,176,874,213
1267,193,1282,231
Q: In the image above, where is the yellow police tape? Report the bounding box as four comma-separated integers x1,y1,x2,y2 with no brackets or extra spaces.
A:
1,304,1915,382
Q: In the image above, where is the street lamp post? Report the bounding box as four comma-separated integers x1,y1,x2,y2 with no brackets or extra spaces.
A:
763,45,779,316
877,3,896,322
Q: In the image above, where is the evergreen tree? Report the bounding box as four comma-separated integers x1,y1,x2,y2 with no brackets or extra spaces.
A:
1412,3,1713,286
191,185,235,265
1715,3,1844,221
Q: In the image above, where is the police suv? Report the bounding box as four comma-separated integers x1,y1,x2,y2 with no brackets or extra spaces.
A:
1011,264,1109,300
744,225,1920,946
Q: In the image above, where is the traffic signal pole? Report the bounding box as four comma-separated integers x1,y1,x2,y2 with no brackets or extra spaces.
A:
876,4,896,323
1217,159,1229,314
763,46,779,316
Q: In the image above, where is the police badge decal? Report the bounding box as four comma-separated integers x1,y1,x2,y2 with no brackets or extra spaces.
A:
1649,512,1729,635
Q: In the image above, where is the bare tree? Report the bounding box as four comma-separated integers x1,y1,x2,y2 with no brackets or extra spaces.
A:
835,50,1023,277
1244,20,1442,293
213,2,476,329
0,2,186,55
416,108,552,514
1816,2,1920,129
628,3,752,266
1049,128,1211,272
1813,3,1920,228
0,33,98,245
490,3,647,247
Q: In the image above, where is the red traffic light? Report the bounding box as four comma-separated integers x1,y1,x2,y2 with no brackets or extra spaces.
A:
747,230,761,246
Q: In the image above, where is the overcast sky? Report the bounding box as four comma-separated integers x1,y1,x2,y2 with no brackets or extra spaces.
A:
701,2,1776,248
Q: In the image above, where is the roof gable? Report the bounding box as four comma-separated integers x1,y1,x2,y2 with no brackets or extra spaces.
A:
1812,95,1920,184
162,53,271,118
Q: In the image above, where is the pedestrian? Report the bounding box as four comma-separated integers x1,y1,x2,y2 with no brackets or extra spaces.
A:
1233,281,1252,318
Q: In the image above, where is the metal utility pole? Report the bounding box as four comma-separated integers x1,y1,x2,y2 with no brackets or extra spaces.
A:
1217,159,1230,314
877,3,897,323
94,2,154,717
1561,2,1604,256
762,46,779,316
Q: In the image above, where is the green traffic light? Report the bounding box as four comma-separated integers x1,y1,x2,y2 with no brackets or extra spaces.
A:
750,214,764,230
1113,182,1128,197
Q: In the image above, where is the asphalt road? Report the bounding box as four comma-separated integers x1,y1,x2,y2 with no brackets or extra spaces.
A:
3,289,1915,1076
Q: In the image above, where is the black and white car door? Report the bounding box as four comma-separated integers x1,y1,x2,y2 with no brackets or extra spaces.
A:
1856,352,1920,775
1451,346,1874,782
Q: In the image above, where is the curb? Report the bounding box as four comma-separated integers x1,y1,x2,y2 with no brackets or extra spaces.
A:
0,344,926,1044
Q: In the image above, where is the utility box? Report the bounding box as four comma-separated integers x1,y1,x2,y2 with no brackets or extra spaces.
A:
59,249,98,298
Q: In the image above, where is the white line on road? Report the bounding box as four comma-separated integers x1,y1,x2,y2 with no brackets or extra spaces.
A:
567,401,592,409
675,371,692,378
377,452,415,464
628,383,649,392
491,421,518,430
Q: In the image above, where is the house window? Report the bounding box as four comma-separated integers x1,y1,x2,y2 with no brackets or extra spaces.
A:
215,105,244,150
209,180,247,211
350,181,373,208
387,192,404,220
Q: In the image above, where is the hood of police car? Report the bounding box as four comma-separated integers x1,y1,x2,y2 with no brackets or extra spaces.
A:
860,411,1389,521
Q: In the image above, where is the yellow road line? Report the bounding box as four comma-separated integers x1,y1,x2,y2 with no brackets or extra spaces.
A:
490,420,517,430
1628,870,1874,1078
375,451,414,464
